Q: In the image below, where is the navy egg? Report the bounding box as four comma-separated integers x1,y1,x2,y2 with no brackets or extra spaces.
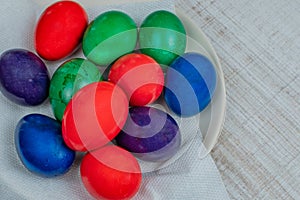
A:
0,49,50,106
116,106,181,162
164,52,217,117
15,114,75,177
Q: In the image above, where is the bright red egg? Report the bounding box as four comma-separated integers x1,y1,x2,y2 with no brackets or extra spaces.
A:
62,82,129,152
35,1,88,60
108,53,164,106
80,145,142,199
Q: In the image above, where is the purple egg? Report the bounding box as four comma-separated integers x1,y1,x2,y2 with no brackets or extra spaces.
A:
116,106,181,162
0,49,50,106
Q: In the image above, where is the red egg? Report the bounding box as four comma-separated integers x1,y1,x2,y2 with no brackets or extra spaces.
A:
80,145,142,199
108,53,164,106
35,1,88,60
62,82,129,152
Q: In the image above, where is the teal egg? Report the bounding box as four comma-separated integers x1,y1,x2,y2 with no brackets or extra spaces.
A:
49,58,102,121
139,10,187,68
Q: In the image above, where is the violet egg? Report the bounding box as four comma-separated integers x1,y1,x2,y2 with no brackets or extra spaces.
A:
116,106,181,162
0,49,50,106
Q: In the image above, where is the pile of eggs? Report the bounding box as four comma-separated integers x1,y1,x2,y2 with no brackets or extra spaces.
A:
0,1,217,199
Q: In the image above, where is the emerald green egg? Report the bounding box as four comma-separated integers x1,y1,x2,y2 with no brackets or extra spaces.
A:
49,58,102,121
82,11,138,65
139,10,187,68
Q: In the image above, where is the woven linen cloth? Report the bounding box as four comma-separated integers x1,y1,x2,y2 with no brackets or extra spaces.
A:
0,0,229,199
177,0,300,199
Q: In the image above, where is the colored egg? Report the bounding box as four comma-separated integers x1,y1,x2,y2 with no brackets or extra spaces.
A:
80,145,142,199
116,106,181,162
139,10,186,67
0,49,50,106
49,58,102,121
164,52,217,117
108,53,164,106
35,1,88,60
15,114,75,177
101,50,138,81
62,81,129,152
82,11,137,65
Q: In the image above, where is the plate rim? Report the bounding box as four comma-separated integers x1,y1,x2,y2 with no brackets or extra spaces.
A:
175,8,227,157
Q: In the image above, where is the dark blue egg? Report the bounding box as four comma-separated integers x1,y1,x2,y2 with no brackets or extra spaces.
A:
116,106,181,162
15,114,75,177
164,52,217,117
0,49,50,106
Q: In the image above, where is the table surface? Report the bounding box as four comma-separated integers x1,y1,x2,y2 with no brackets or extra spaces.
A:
176,0,300,199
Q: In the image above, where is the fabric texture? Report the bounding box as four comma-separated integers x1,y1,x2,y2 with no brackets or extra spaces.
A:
177,0,300,199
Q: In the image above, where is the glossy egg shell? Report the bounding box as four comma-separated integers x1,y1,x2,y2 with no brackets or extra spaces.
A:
139,10,186,67
164,52,217,117
49,58,102,121
116,106,181,162
62,81,129,152
108,53,164,106
35,1,88,60
80,145,142,200
0,49,50,106
82,11,137,65
15,114,75,177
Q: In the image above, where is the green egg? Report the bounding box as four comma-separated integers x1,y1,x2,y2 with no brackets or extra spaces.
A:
82,11,138,65
139,10,187,68
49,58,102,121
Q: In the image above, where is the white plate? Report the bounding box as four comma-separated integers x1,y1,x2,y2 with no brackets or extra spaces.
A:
137,8,226,172
176,8,226,157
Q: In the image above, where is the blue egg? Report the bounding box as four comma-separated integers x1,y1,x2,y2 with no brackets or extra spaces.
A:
164,52,217,117
116,106,181,162
15,114,75,177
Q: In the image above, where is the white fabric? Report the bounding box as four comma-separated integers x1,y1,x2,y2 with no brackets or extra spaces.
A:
0,0,229,199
